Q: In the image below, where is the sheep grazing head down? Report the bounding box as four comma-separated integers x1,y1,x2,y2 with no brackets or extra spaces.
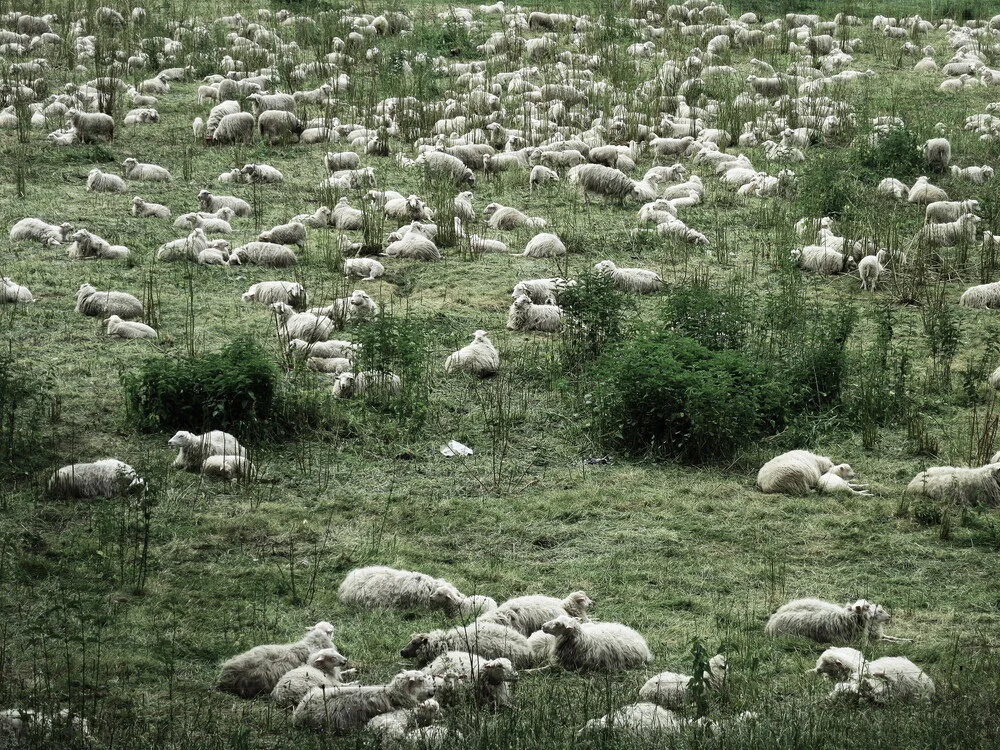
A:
850,599,889,625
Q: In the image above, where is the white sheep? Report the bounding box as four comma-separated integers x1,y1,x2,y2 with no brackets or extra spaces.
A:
211,112,255,145
924,199,980,225
400,622,533,666
1,278,33,303
578,702,682,736
325,151,361,172
428,586,498,619
858,249,887,291
344,258,384,281
271,647,348,708
483,202,547,230
232,242,297,267
87,167,126,192
511,278,573,305
168,430,245,471
567,163,659,203
217,621,336,698
654,218,710,245
817,464,871,496
306,357,353,375
515,232,566,258
48,458,145,498
594,260,663,293
507,295,561,333
479,591,593,636
259,220,306,249
308,290,378,326
791,246,850,275
907,176,949,204
9,217,73,245
75,283,143,319
198,190,252,217
122,157,171,181
66,229,129,261
756,450,835,495
960,281,1000,308
293,206,333,228
639,654,727,708
364,698,443,741
68,109,114,142
530,164,559,191
131,196,171,218
833,656,934,703
765,598,892,643
270,302,332,343
200,455,255,481
905,463,1000,506
950,164,994,183
333,371,402,398
877,177,909,199
416,149,476,187
242,281,306,308
922,137,951,171
383,232,441,261
918,213,980,247
292,670,436,733
468,235,509,254
157,228,208,261
541,615,652,671
420,650,485,699
338,566,454,609
288,339,357,360
444,330,499,377
241,163,284,183
105,315,157,340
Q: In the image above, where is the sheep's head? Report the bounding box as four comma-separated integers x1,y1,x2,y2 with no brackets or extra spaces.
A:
808,647,863,680
594,260,616,274
512,294,532,309
400,633,432,659
310,647,347,673
310,620,335,637
564,591,594,615
482,658,517,684
132,196,144,206
483,202,501,217
392,670,436,701
541,615,579,637
269,301,293,316
829,463,855,480
103,315,122,326
167,430,195,447
414,698,441,723
850,599,890,624
122,157,136,168
430,585,462,609
708,654,728,679
217,207,235,220
472,329,489,343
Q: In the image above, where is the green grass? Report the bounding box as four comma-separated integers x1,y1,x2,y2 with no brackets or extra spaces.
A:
2,0,1000,747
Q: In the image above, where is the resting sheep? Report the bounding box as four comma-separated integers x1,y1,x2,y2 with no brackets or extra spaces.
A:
383,232,441,261
541,615,653,671
333,371,402,398
511,278,573,305
200,455,255,482
241,163,284,183
75,284,143,319
217,621,336,698
289,339,357,360
428,586,498,619
811,647,934,702
515,232,566,258
444,330,499,377
122,157,171,181
344,258,384,281
271,647,348,709
87,167,126,193
907,176,948,204
578,702,681,736
198,190,251,217
483,202,547,230
756,450,835,495
507,295,561,333
924,199,979,224
639,654,727,708
292,670,436,733
9,217,73,245
338,566,455,610
816,464,871,496
1,278,33,303
401,622,533,666
791,246,851,275
905,463,1000,506
417,149,475,187
364,698,443,741
232,242,297,268
48,459,145,498
594,260,663,293
168,430,246,471
242,281,306,308
157,228,208,261
270,302,332,343
259,220,306,249
764,598,892,644
479,591,593,636
918,213,980,247
131,197,171,218
105,315,157,339
950,164,994,183
469,235,509,254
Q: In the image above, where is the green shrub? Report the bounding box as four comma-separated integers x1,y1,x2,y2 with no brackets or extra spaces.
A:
0,352,55,476
121,337,277,433
794,149,864,219
559,271,633,370
662,283,748,351
857,126,923,179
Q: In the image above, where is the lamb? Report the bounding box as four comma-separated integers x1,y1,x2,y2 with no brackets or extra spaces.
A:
48,458,145,498
68,109,114,143
383,232,441,261
507,295,562,333
293,206,333,228
271,302,332,343
87,167,126,193
232,242,297,267
1,277,33,303
858,249,887,291
333,371,403,398
417,149,475,187
401,622,533,666
541,615,653,671
918,213,980,247
421,650,485,695
288,339,357,360
200,455,255,481
259,220,306,249
567,163,659,203
511,278,572,306
105,314,157,340
217,621,336,698
594,260,663,293
157,228,208,261
817,464,872,496
9,217,73,245
272,646,348,709
168,430,246,471
444,330,499,377
791,246,850,275
905,463,1000,506
198,243,237,266
122,157,171,182
308,290,379,326
578,702,682,736
907,176,949,204
338,566,455,610
75,283,143,319
242,281,306,308
638,654,727,708
811,647,934,702
960,281,1000,308
364,698,443,741
198,190,252,217
922,137,951,171
484,203,547,230
529,164,559,191
764,598,892,644
479,591,594,636
131,196,171,218
756,450,835,495
877,178,909,199
211,112,255,144
924,199,980,224
241,163,284,184
429,586,498,619
950,164,994,183
292,670,436,733
344,258,384,281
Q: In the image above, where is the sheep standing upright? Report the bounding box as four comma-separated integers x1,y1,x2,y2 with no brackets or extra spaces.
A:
567,163,660,203
292,670,436,733
765,598,892,644
541,615,653,671
444,330,499,377
217,621,336,698
905,463,1000,506
922,137,951,172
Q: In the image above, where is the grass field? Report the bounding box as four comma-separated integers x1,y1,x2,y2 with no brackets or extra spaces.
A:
1,0,1000,747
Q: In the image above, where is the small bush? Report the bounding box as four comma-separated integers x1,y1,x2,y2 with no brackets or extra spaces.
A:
662,283,748,351
858,126,923,179
794,149,864,219
559,271,633,370
0,352,55,476
121,337,277,433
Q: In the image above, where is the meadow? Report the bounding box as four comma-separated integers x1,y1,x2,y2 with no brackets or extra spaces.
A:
1,0,1000,747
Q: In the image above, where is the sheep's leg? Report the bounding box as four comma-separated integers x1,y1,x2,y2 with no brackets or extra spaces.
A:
880,635,913,643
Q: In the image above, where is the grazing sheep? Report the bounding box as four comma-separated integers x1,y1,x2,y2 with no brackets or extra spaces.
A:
87,167,126,193
541,615,652,672
258,110,303,143
122,157,171,182
924,199,980,224
507,295,561,333
211,112,255,144
515,232,566,258
68,108,114,142
200,455,255,481
907,176,949,204
206,101,240,136
217,621,336,698
858,249,887,291
292,670,436,733
259,220,306,249
918,213,980,247
444,330,499,377
384,232,441,261
479,591,593,636
243,281,306,308
289,339,357,360
48,459,145,498
765,598,892,644
271,302,332,343
922,137,951,171
248,92,296,115
417,149,476,186
198,190,251,217
567,163,660,203
905,463,1000,506
578,702,681,736
131,196,171,218
401,622,533,666
9,217,73,245
333,371,403,398
756,450,836,495
484,202,547,230
1,277,33,303
594,260,662,293
233,242,297,267
324,151,361,172
529,164,559,191
75,283,143,319
105,314,156,339
429,586,498,619
817,464,872,496
241,163,284,183
344,258,384,281
338,566,454,610
639,655,727,708
157,228,208,261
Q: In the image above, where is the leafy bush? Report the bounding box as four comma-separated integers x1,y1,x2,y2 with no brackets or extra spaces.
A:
858,126,923,178
121,337,277,433
662,283,748,351
352,312,431,420
559,271,634,370
0,352,54,476
794,149,864,219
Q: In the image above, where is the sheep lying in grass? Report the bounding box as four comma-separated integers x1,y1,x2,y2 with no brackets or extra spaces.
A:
198,190,252,217
364,698,443,742
924,199,979,224
242,281,306,308
197,243,237,266
541,615,653,672
271,648,348,709
1,278,33,303
578,702,682,736
338,566,455,610
791,246,851,274
75,283,143,319
9,217,73,245
960,281,1000,308
444,330,499,377
811,647,934,702
905,463,1000,506
515,232,566,258
289,339,357,360
201,455,255,482
817,464,871,496
401,622,533,666
131,196,171,218
292,670,436,733
0,708,92,742
157,228,208,261
168,430,246,471
67,229,129,260
48,459,145,498
232,242,297,267
639,655,727,709
344,258,384,281
293,206,333,228
756,450,835,495
907,176,948,204
567,163,660,202
429,586,498,619
383,232,441,261
484,202,547,230
479,591,593,636
421,650,484,698
87,167,126,192
105,315,157,340
653,218,710,245
217,621,336,698
308,290,379,326
594,260,663,293
122,157,171,181
512,278,574,305
507,295,561,333
324,151,360,172
877,177,909,199
259,220,306,249
241,163,284,183
333,371,402,398
765,598,893,644
271,302,332,343
951,164,994,183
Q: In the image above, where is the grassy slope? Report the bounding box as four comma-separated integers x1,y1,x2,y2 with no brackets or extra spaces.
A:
1,1,1000,748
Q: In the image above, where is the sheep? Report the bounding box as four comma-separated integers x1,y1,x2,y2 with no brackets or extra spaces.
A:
507,295,562,333
817,464,872,496
479,591,593,636
258,110,303,143
75,283,143,320
200,455,255,481
211,112,255,144
420,650,485,700
233,242,297,268
123,107,160,126
241,163,283,183
292,670,436,733
950,164,994,183
765,598,892,644
594,260,662,293
168,430,245,471
529,164,559,191
653,218,710,245
907,176,949,204
428,586,498,619
122,157,171,182
905,463,1000,506
242,281,306,308
756,450,835,495
68,109,114,142
567,163,660,203
206,101,240,135
248,92,295,115
217,621,336,698
510,278,572,306
468,235,508,254
877,177,910,199
293,206,333,228
308,290,379,326
259,220,306,249
105,314,157,340
219,169,249,184
858,249,887,291
961,281,1000,308
401,622,533,666
791,246,850,275
833,657,935,703
1,277,33,303
325,151,361,172
344,258,384,281
364,698,443,741
271,302,332,343
0,708,92,742
538,614,651,673
922,137,951,171
384,232,441,261
192,210,234,235
87,167,126,193
578,702,682,736
484,202,547,230
9,217,73,245
306,357,352,375
338,566,456,610
157,228,208,262
198,190,252,217
924,199,980,224
417,149,475,187
288,339,357,360
444,330,499,377
512,232,564,259
333,371,402,398
131,196,171,218
639,654,727,708
48,458,145,498
918,213,980,247
66,229,129,261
